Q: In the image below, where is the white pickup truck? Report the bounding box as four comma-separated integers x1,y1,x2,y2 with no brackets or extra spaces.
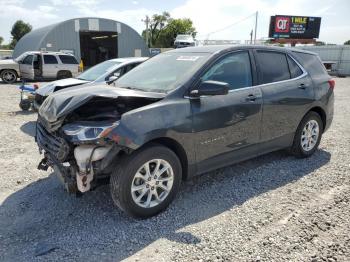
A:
0,51,79,84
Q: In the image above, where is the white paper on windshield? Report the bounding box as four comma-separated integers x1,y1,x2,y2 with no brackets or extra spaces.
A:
176,56,201,61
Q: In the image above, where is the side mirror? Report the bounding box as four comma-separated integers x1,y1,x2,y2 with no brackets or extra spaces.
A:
106,75,119,85
190,80,229,97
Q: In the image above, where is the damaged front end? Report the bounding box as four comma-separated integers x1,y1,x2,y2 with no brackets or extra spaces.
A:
35,85,164,194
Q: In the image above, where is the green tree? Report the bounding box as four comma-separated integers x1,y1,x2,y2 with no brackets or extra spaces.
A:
344,40,350,45
9,20,32,49
157,18,196,48
142,12,196,48
0,36,3,46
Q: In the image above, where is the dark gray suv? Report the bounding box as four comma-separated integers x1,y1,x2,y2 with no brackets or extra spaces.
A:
35,45,334,218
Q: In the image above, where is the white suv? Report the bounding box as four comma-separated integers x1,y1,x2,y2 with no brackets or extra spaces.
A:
0,51,79,84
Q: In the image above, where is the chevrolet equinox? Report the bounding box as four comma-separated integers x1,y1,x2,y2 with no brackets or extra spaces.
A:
35,45,334,218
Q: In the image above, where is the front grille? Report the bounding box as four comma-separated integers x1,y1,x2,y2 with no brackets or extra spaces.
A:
36,121,71,162
37,115,65,133
35,94,47,106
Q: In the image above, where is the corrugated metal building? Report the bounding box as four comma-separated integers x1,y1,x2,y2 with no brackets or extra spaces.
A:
13,17,149,67
297,45,350,76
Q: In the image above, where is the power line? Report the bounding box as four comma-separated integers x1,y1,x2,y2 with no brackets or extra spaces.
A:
204,12,256,40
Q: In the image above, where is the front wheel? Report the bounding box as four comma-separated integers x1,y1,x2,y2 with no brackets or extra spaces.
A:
1,70,17,84
291,111,323,158
110,145,182,218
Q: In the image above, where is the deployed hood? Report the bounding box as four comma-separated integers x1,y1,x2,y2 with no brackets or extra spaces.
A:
39,84,165,124
36,78,90,96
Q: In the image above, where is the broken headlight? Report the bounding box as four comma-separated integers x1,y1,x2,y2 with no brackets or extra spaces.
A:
62,121,119,141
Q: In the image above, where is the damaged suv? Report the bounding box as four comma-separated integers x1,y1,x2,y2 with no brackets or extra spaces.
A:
36,45,334,218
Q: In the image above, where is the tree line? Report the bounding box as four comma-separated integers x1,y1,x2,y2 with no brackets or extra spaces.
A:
1,16,349,50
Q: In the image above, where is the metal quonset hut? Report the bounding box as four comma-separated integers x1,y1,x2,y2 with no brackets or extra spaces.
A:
13,17,149,67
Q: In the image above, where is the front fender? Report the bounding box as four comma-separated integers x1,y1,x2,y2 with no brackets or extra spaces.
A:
106,97,195,163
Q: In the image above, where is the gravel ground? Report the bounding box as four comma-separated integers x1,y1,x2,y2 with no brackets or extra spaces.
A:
0,79,349,262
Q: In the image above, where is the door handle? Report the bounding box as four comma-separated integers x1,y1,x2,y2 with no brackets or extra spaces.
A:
298,83,308,89
245,94,257,102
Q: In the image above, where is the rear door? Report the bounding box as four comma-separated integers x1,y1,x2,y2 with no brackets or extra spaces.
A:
254,50,314,150
191,50,263,174
42,54,59,78
19,54,34,80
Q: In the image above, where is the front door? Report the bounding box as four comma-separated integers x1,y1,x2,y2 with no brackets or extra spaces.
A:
19,54,34,80
191,51,263,174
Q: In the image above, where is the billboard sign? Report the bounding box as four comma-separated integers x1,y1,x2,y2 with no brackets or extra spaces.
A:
269,15,321,39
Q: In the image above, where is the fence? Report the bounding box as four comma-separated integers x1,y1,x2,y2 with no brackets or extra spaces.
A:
296,45,350,76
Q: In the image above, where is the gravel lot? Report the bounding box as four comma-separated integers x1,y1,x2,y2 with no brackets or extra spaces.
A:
0,78,349,262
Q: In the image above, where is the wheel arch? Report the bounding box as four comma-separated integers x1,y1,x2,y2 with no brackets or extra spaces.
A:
57,70,72,78
144,137,189,180
308,106,327,130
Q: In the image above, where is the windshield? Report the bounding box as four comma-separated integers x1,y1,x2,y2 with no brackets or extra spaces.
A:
77,60,121,81
115,52,210,93
15,53,28,62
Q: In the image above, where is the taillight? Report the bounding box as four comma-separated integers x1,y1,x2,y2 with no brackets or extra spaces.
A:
328,79,335,91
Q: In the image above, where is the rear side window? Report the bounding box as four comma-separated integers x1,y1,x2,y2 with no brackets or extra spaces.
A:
43,55,58,64
256,51,290,84
287,56,303,78
59,55,78,64
201,51,252,90
292,52,327,78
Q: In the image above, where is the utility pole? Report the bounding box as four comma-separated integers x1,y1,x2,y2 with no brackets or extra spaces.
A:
142,15,150,47
254,11,258,44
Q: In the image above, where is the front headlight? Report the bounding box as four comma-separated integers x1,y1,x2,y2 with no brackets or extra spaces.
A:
62,121,119,141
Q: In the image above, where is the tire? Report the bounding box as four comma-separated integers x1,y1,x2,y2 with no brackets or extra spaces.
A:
19,100,31,111
1,70,18,84
290,111,323,158
110,144,182,218
57,71,72,80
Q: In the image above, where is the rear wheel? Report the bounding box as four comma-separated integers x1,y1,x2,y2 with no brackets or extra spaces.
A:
57,71,72,80
1,70,17,84
110,145,182,218
291,111,323,158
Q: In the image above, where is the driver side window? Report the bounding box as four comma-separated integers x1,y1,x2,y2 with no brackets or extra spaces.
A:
22,55,33,65
201,51,252,90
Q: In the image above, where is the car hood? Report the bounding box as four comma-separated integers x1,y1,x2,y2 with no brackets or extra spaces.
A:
39,84,166,124
36,78,90,96
0,59,18,65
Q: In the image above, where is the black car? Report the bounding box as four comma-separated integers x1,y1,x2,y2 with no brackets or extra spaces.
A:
35,45,334,218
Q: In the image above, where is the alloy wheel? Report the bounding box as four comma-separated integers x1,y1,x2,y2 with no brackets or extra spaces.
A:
131,159,174,208
300,119,319,151
3,71,16,83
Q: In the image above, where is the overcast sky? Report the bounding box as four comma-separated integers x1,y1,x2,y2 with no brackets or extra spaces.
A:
0,0,349,44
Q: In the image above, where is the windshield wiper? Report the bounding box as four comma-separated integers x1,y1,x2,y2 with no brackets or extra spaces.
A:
115,85,145,92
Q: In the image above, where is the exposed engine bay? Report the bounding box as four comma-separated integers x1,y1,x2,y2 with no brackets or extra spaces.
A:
35,85,164,194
